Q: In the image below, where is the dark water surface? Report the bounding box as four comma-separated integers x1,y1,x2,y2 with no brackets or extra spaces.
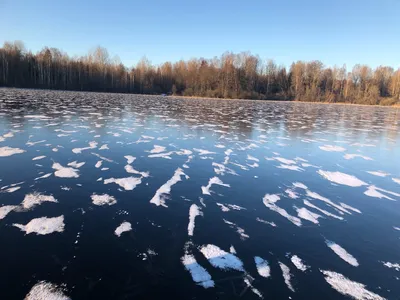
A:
0,88,400,300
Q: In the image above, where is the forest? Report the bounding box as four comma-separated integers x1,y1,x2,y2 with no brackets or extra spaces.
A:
0,41,399,105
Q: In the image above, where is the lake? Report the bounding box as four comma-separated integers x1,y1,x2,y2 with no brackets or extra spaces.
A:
0,88,399,300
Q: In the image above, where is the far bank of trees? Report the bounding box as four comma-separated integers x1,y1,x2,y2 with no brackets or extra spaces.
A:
0,40,399,105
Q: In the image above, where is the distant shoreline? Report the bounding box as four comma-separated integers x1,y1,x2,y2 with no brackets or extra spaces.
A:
1,87,399,108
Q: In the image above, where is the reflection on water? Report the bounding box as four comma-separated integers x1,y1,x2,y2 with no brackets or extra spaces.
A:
0,88,400,299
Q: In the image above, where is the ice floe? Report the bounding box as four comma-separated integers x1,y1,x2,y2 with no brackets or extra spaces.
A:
382,261,400,271
182,243,215,288
291,255,309,271
201,176,230,195
21,193,57,210
114,221,132,236
318,170,367,187
321,270,385,300
104,177,142,191
32,155,46,161
150,168,186,207
150,145,166,154
344,154,373,160
254,256,271,278
279,262,295,292
67,161,85,168
124,155,136,164
0,146,25,157
0,205,17,220
25,281,71,300
303,200,344,220
14,215,65,235
364,186,395,201
366,171,390,177
188,204,202,236
200,244,244,271
319,145,346,152
256,217,277,227
91,194,117,206
326,240,359,267
263,194,302,226
72,141,97,153
52,163,79,178
296,207,322,224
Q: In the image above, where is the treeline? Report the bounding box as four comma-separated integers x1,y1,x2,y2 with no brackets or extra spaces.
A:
1,40,399,105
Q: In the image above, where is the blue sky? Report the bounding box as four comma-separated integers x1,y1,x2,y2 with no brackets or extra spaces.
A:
1,0,399,69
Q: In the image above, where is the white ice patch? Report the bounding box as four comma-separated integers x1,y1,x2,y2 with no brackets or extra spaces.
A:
0,205,17,220
263,194,302,227
67,161,85,168
150,145,166,154
201,177,230,195
285,189,299,199
247,155,259,162
200,244,244,271
278,164,304,171
188,204,202,236
32,156,46,161
303,200,344,220
91,194,117,206
114,221,132,237
25,281,71,300
95,160,102,168
13,215,65,235
21,193,57,210
0,146,25,157
124,155,136,164
52,163,79,178
274,157,296,164
293,182,308,189
291,255,309,271
150,168,186,207
254,256,270,278
296,207,322,224
34,173,53,180
318,170,367,187
321,270,385,300
212,162,237,176
306,189,351,214
319,145,346,152
99,144,109,150
72,141,97,153
326,240,359,267
193,148,216,156
393,178,400,185
216,203,230,212
279,262,295,292
182,248,215,288
340,203,361,214
344,154,373,161
367,171,390,177
382,261,400,271
256,217,277,227
104,177,142,191
364,186,395,201
124,164,149,177
148,151,174,159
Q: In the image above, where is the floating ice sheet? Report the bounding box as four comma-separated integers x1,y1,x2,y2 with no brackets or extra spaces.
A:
326,240,359,267
114,221,132,236
317,170,367,187
321,270,385,300
25,281,71,300
14,215,65,235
